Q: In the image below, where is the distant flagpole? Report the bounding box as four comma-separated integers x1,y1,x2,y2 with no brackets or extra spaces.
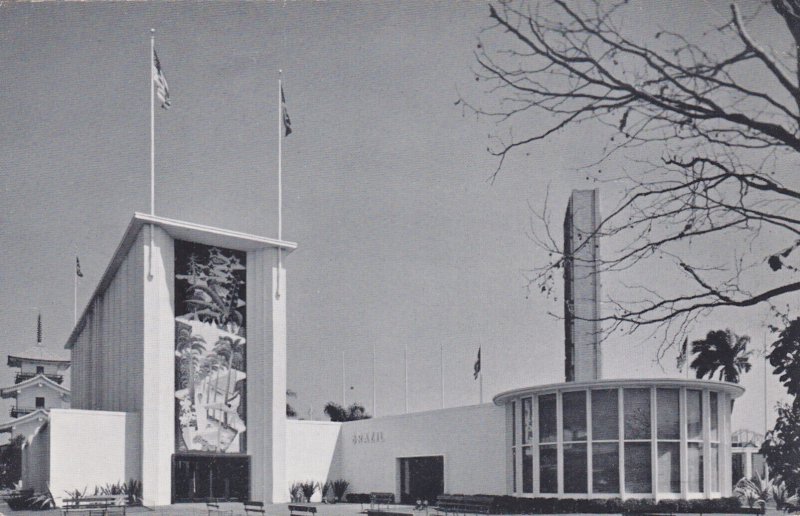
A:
74,256,83,324
404,341,409,413
440,340,444,409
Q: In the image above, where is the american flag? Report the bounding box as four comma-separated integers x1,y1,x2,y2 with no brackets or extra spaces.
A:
76,256,84,278
474,347,481,380
281,85,292,136
153,49,171,109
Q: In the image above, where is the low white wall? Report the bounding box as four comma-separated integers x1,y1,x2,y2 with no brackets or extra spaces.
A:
339,404,506,497
48,409,141,506
22,423,50,493
286,420,342,501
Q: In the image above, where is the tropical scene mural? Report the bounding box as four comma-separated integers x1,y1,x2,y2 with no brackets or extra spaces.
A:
174,240,247,454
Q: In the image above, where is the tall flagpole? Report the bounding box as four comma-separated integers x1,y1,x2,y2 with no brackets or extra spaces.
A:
764,331,768,435
342,350,346,406
372,340,377,417
404,342,409,413
276,71,283,299
440,340,444,409
150,29,155,216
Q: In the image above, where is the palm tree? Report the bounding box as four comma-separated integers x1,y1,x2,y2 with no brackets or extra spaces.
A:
690,329,753,383
175,325,206,406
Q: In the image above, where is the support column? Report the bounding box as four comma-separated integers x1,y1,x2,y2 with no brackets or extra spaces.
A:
247,248,287,503
141,225,175,507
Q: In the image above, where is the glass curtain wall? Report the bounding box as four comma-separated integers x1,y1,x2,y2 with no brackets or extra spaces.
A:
507,384,729,499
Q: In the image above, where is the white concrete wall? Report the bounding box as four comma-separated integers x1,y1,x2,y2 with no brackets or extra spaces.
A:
247,249,287,503
68,225,173,506
71,229,145,413
339,404,506,497
286,420,342,500
48,409,141,507
140,225,175,506
22,423,49,493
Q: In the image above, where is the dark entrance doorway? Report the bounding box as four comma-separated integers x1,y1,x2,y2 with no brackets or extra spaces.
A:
399,456,444,504
172,454,249,503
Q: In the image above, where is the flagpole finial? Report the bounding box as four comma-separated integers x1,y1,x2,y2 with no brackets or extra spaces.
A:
150,28,155,35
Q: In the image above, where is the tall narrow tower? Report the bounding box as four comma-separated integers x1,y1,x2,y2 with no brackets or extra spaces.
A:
563,189,602,382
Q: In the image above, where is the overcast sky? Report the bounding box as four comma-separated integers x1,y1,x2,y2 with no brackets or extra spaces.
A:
0,1,787,433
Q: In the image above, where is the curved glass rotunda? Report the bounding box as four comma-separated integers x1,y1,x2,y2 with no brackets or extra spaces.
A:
494,378,744,500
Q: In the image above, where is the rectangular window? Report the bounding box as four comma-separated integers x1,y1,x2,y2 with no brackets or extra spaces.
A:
688,442,704,493
624,442,652,493
511,401,516,447
710,392,719,441
36,366,44,375
35,397,45,408
539,394,557,443
592,389,618,440
563,443,587,493
539,445,557,493
522,446,533,493
624,388,651,440
710,444,719,492
656,388,680,440
687,390,703,440
512,448,517,493
563,391,587,441
522,398,533,444
732,453,744,484
591,442,619,493
657,442,680,493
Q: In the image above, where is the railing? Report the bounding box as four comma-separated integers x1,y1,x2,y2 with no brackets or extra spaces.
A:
14,372,63,384
10,406,38,418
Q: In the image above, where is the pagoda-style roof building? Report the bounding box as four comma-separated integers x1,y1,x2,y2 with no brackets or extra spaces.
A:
0,315,71,439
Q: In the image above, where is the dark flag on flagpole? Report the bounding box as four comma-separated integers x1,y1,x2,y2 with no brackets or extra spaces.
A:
36,314,42,344
474,347,481,380
76,256,84,278
281,85,292,136
153,49,171,109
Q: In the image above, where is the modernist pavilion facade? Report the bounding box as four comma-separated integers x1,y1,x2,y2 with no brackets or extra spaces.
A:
15,191,744,507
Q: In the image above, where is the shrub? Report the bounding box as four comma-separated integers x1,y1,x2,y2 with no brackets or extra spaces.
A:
289,482,304,503
332,479,350,502
299,480,318,502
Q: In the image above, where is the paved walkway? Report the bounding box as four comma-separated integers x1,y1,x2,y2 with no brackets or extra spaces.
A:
0,501,786,516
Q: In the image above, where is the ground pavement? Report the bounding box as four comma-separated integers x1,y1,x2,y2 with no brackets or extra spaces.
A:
0,501,787,516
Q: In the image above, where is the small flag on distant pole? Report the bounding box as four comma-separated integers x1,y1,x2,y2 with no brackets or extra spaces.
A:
281,85,292,136
474,347,481,380
76,256,84,278
36,313,42,344
153,49,171,109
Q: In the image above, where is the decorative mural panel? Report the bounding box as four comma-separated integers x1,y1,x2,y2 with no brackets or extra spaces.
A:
174,240,247,453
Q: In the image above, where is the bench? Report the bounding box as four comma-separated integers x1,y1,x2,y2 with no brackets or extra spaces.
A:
245,501,266,516
207,500,234,516
62,496,127,516
370,492,395,509
433,495,493,516
289,504,318,516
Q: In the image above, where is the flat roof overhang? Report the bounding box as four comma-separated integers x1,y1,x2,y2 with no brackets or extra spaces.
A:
493,377,745,406
65,213,297,350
